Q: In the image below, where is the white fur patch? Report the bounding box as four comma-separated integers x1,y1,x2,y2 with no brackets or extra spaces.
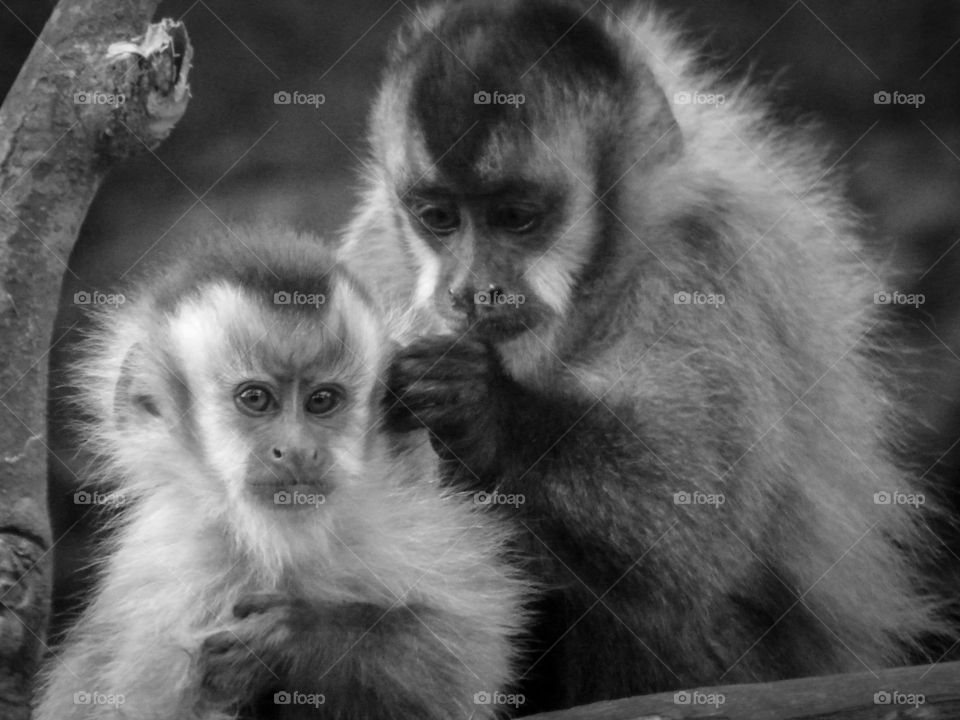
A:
407,221,444,309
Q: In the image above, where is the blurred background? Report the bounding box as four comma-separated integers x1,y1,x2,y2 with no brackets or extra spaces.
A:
3,0,960,636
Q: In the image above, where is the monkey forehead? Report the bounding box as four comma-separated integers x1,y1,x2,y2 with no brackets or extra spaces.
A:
389,116,596,202
166,280,385,385
394,0,623,181
130,225,354,320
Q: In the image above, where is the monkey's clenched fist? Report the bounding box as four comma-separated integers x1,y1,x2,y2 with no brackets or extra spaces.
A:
387,336,508,480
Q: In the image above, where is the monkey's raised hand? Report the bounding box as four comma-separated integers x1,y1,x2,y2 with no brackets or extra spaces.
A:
386,335,507,480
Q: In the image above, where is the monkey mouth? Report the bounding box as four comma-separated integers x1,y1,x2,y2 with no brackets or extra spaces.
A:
471,313,532,341
246,476,333,509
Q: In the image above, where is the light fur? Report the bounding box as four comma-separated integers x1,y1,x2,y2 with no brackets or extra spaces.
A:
35,228,529,719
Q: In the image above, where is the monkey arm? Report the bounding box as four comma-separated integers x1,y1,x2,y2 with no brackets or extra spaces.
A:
386,334,688,511
199,592,508,720
386,333,747,612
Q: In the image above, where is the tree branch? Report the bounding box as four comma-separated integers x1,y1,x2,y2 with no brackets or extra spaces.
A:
0,1,191,715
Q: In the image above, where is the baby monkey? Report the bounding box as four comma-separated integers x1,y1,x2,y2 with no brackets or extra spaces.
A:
34,226,528,720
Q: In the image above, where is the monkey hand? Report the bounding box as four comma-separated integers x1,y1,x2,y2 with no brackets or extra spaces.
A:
386,335,508,479
198,592,306,705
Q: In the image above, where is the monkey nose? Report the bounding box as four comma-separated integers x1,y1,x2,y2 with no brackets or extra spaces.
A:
269,446,333,489
450,284,502,317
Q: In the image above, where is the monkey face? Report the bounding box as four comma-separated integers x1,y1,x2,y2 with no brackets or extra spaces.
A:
367,1,633,346
121,280,384,519
229,378,347,506
398,177,571,341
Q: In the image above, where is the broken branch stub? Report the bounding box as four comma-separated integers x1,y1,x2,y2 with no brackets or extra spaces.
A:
76,18,192,158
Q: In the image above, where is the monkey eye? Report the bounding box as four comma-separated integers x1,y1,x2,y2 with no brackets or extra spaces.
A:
235,384,277,415
414,204,460,235
305,386,344,416
491,204,542,234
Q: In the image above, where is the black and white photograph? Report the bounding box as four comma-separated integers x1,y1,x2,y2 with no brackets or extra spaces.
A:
2,0,960,718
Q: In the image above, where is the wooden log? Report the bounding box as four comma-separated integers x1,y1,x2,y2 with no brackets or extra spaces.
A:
524,661,960,719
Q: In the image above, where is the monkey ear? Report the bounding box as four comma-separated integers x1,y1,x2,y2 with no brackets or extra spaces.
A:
113,342,184,429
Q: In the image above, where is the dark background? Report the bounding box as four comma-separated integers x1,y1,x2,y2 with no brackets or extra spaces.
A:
3,0,960,639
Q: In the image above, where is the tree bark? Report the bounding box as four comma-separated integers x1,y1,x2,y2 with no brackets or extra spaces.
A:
0,1,191,715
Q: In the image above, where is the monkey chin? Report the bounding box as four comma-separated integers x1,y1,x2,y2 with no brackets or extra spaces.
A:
473,316,528,342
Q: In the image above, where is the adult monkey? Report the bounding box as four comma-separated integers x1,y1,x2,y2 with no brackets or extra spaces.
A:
340,0,947,711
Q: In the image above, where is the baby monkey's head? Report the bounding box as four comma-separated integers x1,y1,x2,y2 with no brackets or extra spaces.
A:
77,226,398,568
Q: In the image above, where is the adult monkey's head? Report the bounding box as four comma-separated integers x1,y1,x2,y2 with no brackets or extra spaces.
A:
364,0,681,344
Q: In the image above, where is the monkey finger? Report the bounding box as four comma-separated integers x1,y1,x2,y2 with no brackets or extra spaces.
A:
234,592,289,619
200,630,238,656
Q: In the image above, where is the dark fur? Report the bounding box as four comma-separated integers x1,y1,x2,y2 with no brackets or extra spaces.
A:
341,1,953,713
